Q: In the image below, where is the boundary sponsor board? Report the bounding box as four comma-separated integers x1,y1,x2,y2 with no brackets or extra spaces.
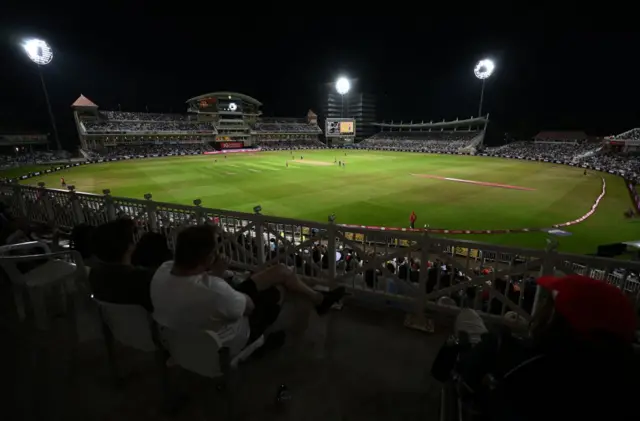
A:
203,148,259,155
218,142,244,149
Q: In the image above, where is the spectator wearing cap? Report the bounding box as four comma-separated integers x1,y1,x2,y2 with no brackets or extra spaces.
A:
449,275,638,421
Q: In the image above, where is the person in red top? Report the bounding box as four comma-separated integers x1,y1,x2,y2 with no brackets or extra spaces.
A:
409,211,417,229
60,177,66,186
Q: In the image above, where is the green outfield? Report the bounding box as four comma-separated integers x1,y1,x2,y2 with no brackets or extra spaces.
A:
11,150,640,253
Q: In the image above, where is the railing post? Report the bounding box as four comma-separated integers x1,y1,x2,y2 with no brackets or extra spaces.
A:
144,193,157,232
192,199,205,225
67,186,85,225
254,213,265,264
327,218,337,283
37,182,56,226
532,237,558,317
404,232,433,333
102,189,116,221
417,232,429,305
12,184,27,218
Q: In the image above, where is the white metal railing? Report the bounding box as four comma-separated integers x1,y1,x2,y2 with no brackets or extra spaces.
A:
1,182,639,327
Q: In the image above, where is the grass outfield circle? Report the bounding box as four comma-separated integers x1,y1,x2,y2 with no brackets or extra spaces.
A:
13,150,640,253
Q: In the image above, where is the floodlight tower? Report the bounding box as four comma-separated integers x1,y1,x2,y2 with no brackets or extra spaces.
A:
473,58,495,118
22,38,61,151
335,77,351,118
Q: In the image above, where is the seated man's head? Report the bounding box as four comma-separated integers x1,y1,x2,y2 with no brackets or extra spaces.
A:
92,219,136,264
173,225,218,273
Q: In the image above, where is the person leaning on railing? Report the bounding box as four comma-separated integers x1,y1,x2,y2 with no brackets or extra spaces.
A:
432,274,639,421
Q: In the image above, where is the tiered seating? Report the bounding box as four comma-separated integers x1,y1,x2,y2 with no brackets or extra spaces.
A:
358,131,478,153
0,151,71,169
484,142,640,179
581,153,640,178
82,111,215,133
254,120,321,134
101,111,188,121
613,128,640,141
254,139,326,150
484,141,597,161
86,144,213,159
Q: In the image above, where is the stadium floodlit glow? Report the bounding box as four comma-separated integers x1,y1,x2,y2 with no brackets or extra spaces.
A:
335,77,350,118
22,38,53,65
21,38,61,150
335,77,350,95
474,59,494,80
474,58,495,118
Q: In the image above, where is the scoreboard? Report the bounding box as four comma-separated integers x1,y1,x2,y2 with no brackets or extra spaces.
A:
325,118,355,137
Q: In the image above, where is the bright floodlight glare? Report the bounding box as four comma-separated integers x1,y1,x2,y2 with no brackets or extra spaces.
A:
474,59,495,80
23,39,53,65
335,77,350,95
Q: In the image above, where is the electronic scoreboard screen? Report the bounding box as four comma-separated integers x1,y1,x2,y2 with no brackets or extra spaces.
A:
339,121,353,134
326,118,355,137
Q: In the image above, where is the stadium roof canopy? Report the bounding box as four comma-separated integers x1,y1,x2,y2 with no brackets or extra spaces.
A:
373,116,488,129
185,91,262,106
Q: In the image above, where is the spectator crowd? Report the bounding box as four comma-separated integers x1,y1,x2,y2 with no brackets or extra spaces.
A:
483,141,640,179
81,112,323,135
255,138,326,150
483,141,597,161
84,120,214,133
84,144,213,159
358,131,479,153
0,150,72,169
254,120,322,134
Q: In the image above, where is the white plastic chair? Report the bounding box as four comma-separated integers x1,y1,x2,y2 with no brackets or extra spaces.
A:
0,241,86,329
156,323,264,379
93,300,157,352
154,321,264,416
92,300,162,387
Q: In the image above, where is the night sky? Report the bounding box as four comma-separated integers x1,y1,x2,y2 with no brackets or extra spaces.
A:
1,13,638,149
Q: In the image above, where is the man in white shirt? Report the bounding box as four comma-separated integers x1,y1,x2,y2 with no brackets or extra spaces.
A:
151,225,345,357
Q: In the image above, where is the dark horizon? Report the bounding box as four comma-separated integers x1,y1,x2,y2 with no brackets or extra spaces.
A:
1,15,638,148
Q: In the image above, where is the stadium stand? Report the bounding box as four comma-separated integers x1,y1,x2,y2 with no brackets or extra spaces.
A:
483,139,640,180
360,116,487,154
0,150,71,169
72,95,325,156
358,131,479,153
83,114,214,133
84,144,213,159
101,111,188,121
254,138,326,150
613,127,640,141
483,141,598,161
253,118,322,134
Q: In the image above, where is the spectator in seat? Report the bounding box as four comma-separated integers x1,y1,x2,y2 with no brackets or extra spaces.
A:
453,275,638,421
88,219,154,312
131,232,172,270
151,225,345,357
70,223,97,263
